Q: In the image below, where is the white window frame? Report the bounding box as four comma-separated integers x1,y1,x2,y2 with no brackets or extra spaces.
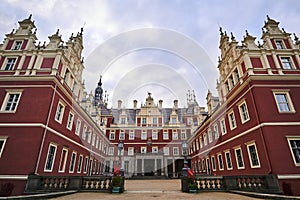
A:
217,153,224,170
275,40,285,49
58,147,68,173
1,90,22,112
234,147,245,169
163,147,169,155
142,117,146,125
109,131,115,140
208,129,212,143
12,41,23,50
228,111,237,130
141,146,147,154
172,130,178,140
82,126,87,140
173,147,179,156
44,143,57,172
0,136,8,158
273,90,295,113
119,130,125,140
239,101,250,124
69,151,77,173
280,56,294,70
199,136,203,148
55,101,65,123
287,136,300,166
141,130,147,140
181,130,187,140
152,117,157,124
66,112,74,130
152,146,158,153
213,124,219,139
129,130,135,140
163,130,169,140
83,156,89,173
108,147,114,156
75,119,81,135
77,155,83,173
152,130,158,140
203,133,207,146
220,118,227,135
128,147,134,156
246,142,261,168
3,57,17,70
224,150,233,170
211,156,216,171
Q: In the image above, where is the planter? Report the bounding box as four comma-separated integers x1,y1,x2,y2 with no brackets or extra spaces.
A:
112,186,121,193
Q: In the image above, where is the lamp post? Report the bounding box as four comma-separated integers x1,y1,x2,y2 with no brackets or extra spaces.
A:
181,140,189,192
118,141,124,175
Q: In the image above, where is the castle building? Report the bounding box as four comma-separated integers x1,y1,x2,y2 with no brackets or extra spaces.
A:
0,16,110,196
188,16,300,196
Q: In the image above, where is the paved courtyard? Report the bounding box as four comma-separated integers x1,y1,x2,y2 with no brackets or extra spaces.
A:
51,179,261,200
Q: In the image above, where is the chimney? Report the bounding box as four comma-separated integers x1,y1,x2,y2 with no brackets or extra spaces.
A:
117,100,122,109
133,100,137,109
173,100,178,109
158,100,163,109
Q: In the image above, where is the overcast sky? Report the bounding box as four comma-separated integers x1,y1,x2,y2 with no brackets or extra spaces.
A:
1,0,300,108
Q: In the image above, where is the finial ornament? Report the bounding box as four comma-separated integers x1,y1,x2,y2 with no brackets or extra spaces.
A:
282,28,286,33
219,27,224,36
29,14,32,20
245,30,249,36
230,32,235,40
294,33,299,43
261,28,265,34
56,29,59,35
267,15,270,20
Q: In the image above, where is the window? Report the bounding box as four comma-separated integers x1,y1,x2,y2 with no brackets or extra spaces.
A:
13,41,22,50
163,130,169,140
225,151,233,170
217,153,224,170
142,117,146,125
208,129,212,143
172,131,178,140
109,131,115,140
87,131,92,144
247,142,260,168
199,136,203,148
153,117,157,124
44,143,57,171
58,148,68,172
172,117,176,124
69,152,77,173
214,124,219,139
211,156,216,171
163,147,169,155
239,102,250,123
75,119,81,135
3,58,16,70
77,155,83,173
181,130,187,140
55,102,65,123
82,126,87,140
0,137,8,158
108,147,114,156
234,147,245,169
1,91,22,112
120,117,126,124
66,112,74,130
274,92,295,113
141,130,147,140
129,130,134,140
92,134,96,146
196,138,199,150
83,157,89,173
141,146,147,154
119,130,125,140
203,133,207,146
220,118,227,135
152,146,158,153
173,147,179,155
228,111,237,130
128,147,134,156
275,40,284,49
281,57,293,69
287,137,300,166
152,130,158,140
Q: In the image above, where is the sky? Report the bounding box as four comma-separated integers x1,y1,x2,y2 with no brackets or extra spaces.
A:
1,0,300,108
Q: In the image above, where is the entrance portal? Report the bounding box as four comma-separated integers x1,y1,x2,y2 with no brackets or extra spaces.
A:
144,159,155,176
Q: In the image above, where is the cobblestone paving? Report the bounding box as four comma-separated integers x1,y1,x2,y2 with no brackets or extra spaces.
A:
51,179,260,200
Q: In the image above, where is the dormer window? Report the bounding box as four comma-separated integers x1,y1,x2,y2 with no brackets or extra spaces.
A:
12,41,22,50
275,40,284,49
3,58,16,70
280,57,293,69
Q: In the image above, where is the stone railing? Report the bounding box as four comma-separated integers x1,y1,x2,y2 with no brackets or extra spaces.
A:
182,174,282,194
25,175,125,194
